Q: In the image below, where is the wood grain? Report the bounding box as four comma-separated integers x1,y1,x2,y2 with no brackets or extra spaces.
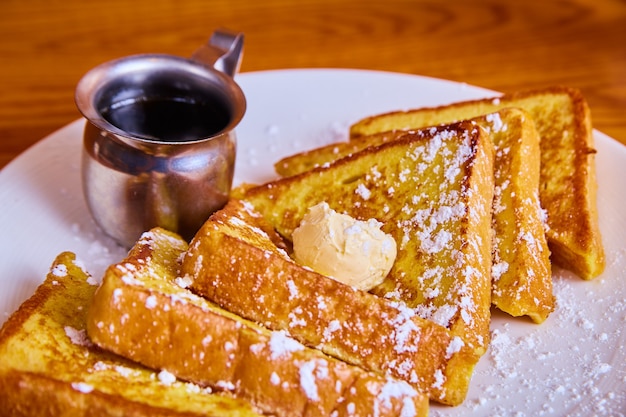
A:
1,0,625,168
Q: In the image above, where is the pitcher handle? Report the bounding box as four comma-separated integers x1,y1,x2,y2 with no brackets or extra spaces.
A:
191,29,244,78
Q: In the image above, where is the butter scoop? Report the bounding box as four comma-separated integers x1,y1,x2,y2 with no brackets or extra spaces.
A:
292,202,397,291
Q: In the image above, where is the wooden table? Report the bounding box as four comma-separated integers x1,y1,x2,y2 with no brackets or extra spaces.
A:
1,0,625,169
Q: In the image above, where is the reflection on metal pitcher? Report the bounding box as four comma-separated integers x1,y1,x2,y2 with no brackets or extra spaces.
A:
75,29,246,247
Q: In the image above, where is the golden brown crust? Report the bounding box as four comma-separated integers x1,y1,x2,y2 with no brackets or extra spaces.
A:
87,228,428,417
0,252,264,417
274,109,555,322
349,87,581,137
0,264,57,343
242,122,495,405
488,109,554,323
540,89,604,279
182,199,451,396
0,371,216,417
350,86,605,280
274,130,402,177
430,122,494,405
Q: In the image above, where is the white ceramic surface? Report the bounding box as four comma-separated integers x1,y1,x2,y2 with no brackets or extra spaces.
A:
0,69,624,416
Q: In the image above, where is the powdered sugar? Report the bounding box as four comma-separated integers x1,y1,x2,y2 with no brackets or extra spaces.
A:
377,379,419,416
299,360,321,401
323,319,341,342
491,261,509,282
158,369,177,386
484,112,507,133
431,265,626,416
355,183,372,200
145,295,158,309
269,331,305,359
287,279,299,299
65,326,93,347
51,264,68,277
390,303,421,354
446,336,465,359
71,382,94,393
175,275,193,289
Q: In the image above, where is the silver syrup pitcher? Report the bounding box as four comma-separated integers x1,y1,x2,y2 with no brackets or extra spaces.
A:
75,29,245,247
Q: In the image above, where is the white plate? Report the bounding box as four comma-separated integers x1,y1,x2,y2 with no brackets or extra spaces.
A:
1,69,624,416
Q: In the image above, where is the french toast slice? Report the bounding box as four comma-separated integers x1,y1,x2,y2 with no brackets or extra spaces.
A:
349,87,605,280
275,109,554,323
0,252,263,417
182,199,453,396
239,121,495,406
87,228,429,417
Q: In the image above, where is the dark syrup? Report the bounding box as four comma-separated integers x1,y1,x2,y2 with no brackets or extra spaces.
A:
102,95,231,142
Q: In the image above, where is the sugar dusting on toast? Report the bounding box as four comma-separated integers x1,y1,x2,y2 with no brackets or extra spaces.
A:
349,87,604,281
275,108,554,323
0,251,264,416
226,121,495,405
87,228,429,416
183,199,453,397
367,126,491,345
484,110,553,322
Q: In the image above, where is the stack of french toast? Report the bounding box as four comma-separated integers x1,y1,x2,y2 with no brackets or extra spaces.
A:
0,86,605,416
